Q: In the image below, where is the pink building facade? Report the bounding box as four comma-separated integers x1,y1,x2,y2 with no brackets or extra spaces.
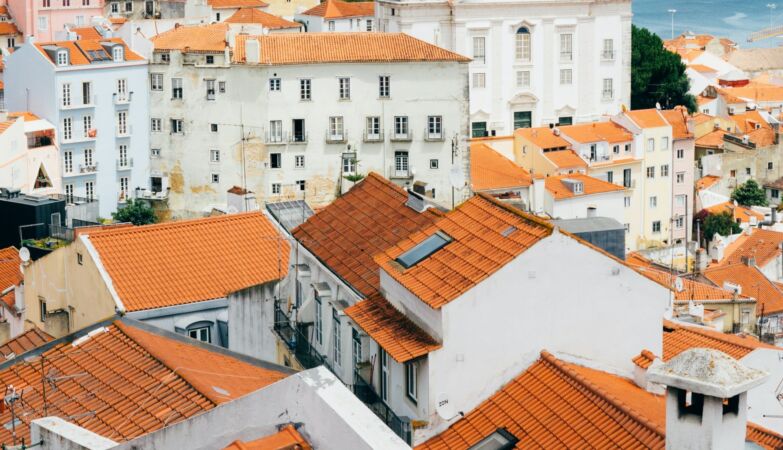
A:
6,0,104,41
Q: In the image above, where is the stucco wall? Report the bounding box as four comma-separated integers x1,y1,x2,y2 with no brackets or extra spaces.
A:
229,282,279,361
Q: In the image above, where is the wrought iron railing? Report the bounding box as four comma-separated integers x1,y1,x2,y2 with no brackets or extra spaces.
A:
353,371,412,444
273,302,326,370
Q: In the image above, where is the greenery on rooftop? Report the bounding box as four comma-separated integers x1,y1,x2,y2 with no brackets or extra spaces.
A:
731,180,768,207
112,199,157,226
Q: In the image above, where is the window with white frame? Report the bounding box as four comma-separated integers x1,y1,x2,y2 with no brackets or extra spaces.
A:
602,39,614,59
328,20,335,31
271,183,281,194
329,116,344,139
395,151,409,174
151,118,162,132
112,46,123,62
559,69,572,85
83,115,92,137
332,309,341,365
379,75,390,98
676,172,685,183
676,148,684,159
405,362,418,403
151,148,160,158
295,155,305,168
296,180,306,191
366,116,380,138
65,184,73,202
172,78,183,99
473,72,486,88
560,33,573,60
61,83,71,107
515,27,531,61
118,144,128,167
676,194,686,206
300,79,311,100
150,73,163,91
171,119,183,134
206,79,216,100
269,120,282,142
647,138,654,152
39,16,49,31
7,37,14,48
64,152,73,173
646,166,655,178
342,153,356,173
649,196,657,208
394,116,408,137
602,78,614,100
218,81,226,93
84,148,93,166
62,117,72,141
516,70,530,88
660,164,669,177
338,77,350,100
270,153,281,169
269,78,280,91
210,149,220,163
675,216,684,228
211,173,220,183
85,181,94,201
613,145,620,154
315,296,323,344
117,111,127,135
120,177,128,199
430,159,439,169
110,2,117,12
116,79,127,102
473,36,486,64
188,326,211,343
428,115,442,139
661,136,669,150
366,19,372,31
652,221,661,233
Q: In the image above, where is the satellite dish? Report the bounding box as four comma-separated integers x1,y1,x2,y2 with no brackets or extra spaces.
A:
18,247,30,263
436,392,456,420
449,166,465,189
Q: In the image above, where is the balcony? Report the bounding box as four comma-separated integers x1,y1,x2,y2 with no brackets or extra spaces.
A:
116,125,132,138
265,131,287,145
326,130,348,144
136,188,169,201
389,165,412,179
116,158,133,170
560,51,573,62
59,95,96,110
27,134,54,149
61,133,96,145
113,91,133,105
273,302,326,369
424,129,445,142
390,129,412,142
289,132,308,144
363,130,384,143
353,372,412,445
602,50,616,61
78,163,99,174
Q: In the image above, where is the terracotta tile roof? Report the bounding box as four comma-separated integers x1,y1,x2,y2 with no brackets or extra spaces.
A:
292,172,442,297
301,0,373,18
470,142,531,191
716,87,747,104
660,107,693,139
109,17,127,24
765,176,783,190
544,173,624,200
0,328,53,359
71,26,102,40
0,6,8,14
419,350,783,450
626,251,653,267
697,129,727,149
680,49,704,62
35,38,143,65
697,95,716,106
661,320,777,362
692,112,715,125
542,149,586,169
632,348,657,369
344,293,441,363
152,23,228,53
731,109,771,134
0,22,18,35
726,82,783,103
748,127,776,147
86,212,289,312
0,289,12,309
224,424,311,450
514,127,571,150
375,194,553,309
688,63,716,72
0,320,290,445
225,8,301,28
626,109,668,128
8,112,39,121
0,247,21,295
232,33,470,64
720,228,783,269
559,121,632,144
704,263,783,315
705,201,764,224
208,0,268,9
635,267,743,301
696,174,721,190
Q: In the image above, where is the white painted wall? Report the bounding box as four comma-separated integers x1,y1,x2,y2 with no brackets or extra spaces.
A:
294,14,374,33
229,282,281,362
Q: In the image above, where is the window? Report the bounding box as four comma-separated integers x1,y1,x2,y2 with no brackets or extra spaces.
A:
292,119,306,142
112,46,123,62
514,111,531,129
271,183,281,194
515,27,531,61
328,20,335,31
269,120,282,142
172,78,183,99
366,116,380,138
366,19,373,31
83,115,92,137
746,167,752,176
602,78,614,100
613,145,620,154
472,72,486,88
558,116,573,126
295,155,305,168
473,36,486,63
65,184,74,203
770,162,775,170
171,119,183,134
85,181,94,201
124,0,131,11
661,136,669,150
606,171,613,184
205,55,214,65
773,189,780,199
405,362,418,402
43,0,50,6
64,152,73,173
151,148,161,158
120,177,128,199
329,116,344,139
269,78,281,91
270,153,281,169
647,138,654,152
160,53,170,63
352,328,362,367
39,297,47,322
110,1,117,12
676,148,684,159
560,33,572,60
676,172,685,183
117,111,127,135
625,143,631,153
379,75,390,98
342,153,356,173
676,195,686,206
394,151,409,176
210,149,220,162
730,169,737,178
211,173,220,183
61,83,71,107
472,121,487,138
652,221,661,233
62,117,72,141
84,148,93,166
116,78,127,102
394,116,409,137
660,164,669,177
516,70,530,88
602,39,614,59
649,196,657,208
206,79,216,100
7,37,14,48
559,69,572,85
430,159,439,169
297,180,305,191
428,116,442,139
338,77,350,99
218,81,226,93
471,429,519,450
625,223,630,233
332,309,341,365
300,79,311,100
624,196,631,208
118,144,128,167
380,348,389,402
150,73,163,91
188,326,211,343
63,0,69,6
211,123,218,133
39,16,48,31
396,231,451,268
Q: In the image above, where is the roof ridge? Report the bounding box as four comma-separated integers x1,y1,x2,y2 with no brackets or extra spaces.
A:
473,192,554,232
87,211,264,238
674,321,764,352
540,351,666,440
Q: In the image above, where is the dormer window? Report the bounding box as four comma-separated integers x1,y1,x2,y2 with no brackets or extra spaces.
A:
396,231,452,269
112,46,124,62
57,50,68,66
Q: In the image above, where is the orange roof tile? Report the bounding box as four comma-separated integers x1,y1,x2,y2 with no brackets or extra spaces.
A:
634,266,745,301
692,112,715,125
35,38,143,66
292,173,441,297
704,263,783,315
716,87,747,104
720,228,783,268
0,247,21,296
725,82,783,103
152,23,228,53
419,350,782,450
0,6,8,14
224,425,311,450
542,149,586,169
732,109,771,134
208,0,268,8
514,126,571,150
233,33,470,65
0,22,18,35
225,8,301,28
344,293,440,363
301,0,373,18
748,127,776,147
660,107,693,139
632,348,657,369
696,175,721,190
697,95,715,106
705,201,764,224
109,17,127,24
375,194,553,309
470,142,531,191
544,173,624,200
626,251,653,267
0,319,291,445
71,26,102,40
9,112,39,121
661,320,777,362
86,212,289,312
681,49,704,62
626,109,669,128
695,129,726,149
0,328,53,359
559,121,633,144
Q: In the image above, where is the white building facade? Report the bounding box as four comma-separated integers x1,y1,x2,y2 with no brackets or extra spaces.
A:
5,38,150,218
376,0,631,135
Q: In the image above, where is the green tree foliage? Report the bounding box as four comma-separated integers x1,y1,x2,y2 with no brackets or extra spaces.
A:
112,199,157,225
632,26,697,112
731,179,768,207
703,211,742,240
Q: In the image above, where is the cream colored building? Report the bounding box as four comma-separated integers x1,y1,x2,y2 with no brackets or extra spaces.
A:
0,112,61,196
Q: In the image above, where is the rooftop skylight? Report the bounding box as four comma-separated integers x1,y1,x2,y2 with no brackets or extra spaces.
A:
396,231,452,269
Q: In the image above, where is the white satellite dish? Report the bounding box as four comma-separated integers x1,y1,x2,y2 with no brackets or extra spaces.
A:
449,166,465,189
18,247,30,263
436,392,456,420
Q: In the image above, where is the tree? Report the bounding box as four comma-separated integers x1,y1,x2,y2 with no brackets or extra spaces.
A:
703,211,741,240
112,199,157,225
632,26,697,112
731,179,768,207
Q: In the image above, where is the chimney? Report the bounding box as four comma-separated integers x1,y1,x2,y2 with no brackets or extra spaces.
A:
405,189,430,213
647,348,768,450
245,38,260,64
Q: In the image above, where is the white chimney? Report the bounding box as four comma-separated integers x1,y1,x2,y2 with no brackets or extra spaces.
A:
245,38,260,64
647,348,768,450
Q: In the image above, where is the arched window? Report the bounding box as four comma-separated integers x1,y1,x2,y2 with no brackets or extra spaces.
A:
515,27,531,62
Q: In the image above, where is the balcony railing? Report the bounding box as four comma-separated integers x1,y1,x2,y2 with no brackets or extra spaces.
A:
602,91,614,101
59,95,96,110
117,158,133,170
602,50,615,61
273,302,326,370
363,130,384,143
326,130,348,144
389,165,412,179
116,125,132,138
265,131,287,145
424,129,445,142
78,163,99,174
289,132,308,144
61,133,96,144
113,92,132,105
353,372,412,445
390,129,412,142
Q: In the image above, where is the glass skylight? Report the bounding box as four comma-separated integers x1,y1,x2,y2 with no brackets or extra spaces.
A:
396,231,452,269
